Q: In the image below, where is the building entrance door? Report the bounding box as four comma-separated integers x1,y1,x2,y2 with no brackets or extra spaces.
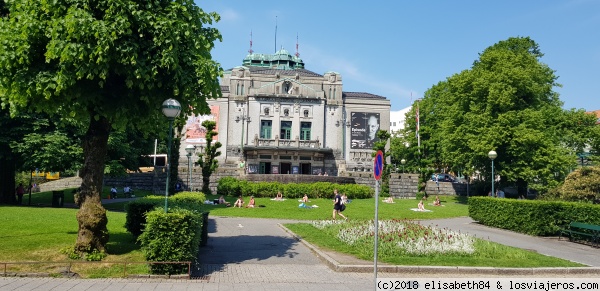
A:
280,163,291,174
300,163,311,175
259,162,271,174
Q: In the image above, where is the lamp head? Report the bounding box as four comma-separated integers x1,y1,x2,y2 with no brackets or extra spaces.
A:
185,144,195,155
162,99,181,119
488,150,498,160
401,159,406,165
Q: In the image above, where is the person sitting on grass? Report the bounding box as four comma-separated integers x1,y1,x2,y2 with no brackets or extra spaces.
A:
246,196,256,208
302,194,309,203
433,195,441,206
275,191,283,200
219,195,231,207
417,198,426,211
383,196,394,203
234,196,244,208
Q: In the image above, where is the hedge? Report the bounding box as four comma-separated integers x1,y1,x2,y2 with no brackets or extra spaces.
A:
138,208,203,275
216,177,374,199
469,197,600,236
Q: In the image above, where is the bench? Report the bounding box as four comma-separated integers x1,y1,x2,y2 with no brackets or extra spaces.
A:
558,221,600,247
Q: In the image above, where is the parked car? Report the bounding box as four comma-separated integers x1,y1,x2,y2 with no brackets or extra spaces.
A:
431,173,456,183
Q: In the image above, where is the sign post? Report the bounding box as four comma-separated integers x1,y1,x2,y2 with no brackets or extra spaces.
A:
373,150,384,289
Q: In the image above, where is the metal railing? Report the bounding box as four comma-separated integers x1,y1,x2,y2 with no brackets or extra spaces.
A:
1,261,192,279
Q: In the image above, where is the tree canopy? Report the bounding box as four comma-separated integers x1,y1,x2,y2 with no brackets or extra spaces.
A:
0,0,223,254
393,37,598,195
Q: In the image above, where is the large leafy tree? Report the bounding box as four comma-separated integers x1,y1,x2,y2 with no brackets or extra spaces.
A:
396,37,597,196
0,1,222,254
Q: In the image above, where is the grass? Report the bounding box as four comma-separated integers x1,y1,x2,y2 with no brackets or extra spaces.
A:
203,194,469,220
284,221,583,268
0,206,148,278
0,191,583,277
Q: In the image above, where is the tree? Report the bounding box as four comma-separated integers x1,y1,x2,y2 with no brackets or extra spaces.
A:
395,37,596,196
0,1,222,254
195,120,221,194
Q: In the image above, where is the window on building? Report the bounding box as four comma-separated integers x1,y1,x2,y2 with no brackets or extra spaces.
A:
300,122,311,140
260,120,272,139
241,83,244,95
280,121,292,140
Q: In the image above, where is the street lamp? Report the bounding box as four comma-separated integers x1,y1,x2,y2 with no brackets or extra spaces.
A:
235,114,251,157
401,158,406,173
185,144,195,191
488,150,498,197
162,98,181,212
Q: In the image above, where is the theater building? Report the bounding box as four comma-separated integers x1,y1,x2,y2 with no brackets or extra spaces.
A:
182,48,390,175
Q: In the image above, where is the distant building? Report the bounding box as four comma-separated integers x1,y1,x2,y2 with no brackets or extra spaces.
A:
588,109,600,125
389,106,412,135
179,48,390,175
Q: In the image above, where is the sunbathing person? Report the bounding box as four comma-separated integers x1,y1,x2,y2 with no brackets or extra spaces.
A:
246,196,256,208
234,196,244,208
302,194,309,203
418,199,426,211
275,191,283,200
383,196,394,203
218,195,231,207
433,196,441,206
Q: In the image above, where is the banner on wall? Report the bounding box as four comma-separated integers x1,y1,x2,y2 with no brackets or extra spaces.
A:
350,112,380,149
185,105,220,144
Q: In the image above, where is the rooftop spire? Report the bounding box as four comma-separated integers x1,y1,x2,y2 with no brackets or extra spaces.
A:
248,30,253,54
295,33,300,57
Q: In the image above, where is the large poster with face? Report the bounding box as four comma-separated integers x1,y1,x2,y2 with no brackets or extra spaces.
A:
350,112,380,149
185,105,220,144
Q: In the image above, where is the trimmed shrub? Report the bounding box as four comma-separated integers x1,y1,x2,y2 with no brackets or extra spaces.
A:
216,177,374,199
139,208,202,275
124,196,163,237
125,192,205,238
469,197,600,236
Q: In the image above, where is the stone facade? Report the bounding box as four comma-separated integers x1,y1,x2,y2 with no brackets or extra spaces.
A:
176,48,390,179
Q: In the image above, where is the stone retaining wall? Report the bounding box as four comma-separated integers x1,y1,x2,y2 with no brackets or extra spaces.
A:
38,169,468,198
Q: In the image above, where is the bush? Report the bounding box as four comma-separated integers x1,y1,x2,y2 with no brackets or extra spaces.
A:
469,197,600,236
216,178,374,199
139,208,203,275
558,166,600,202
124,196,164,237
124,192,205,238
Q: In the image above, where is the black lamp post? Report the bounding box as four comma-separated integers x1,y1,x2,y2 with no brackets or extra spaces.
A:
162,98,181,212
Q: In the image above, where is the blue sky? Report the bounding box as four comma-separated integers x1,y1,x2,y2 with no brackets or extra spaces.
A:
197,0,600,112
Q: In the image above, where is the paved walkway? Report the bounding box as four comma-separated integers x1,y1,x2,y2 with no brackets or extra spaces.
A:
2,216,599,290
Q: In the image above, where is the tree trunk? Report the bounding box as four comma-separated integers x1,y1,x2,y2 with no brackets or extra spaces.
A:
0,146,16,205
75,116,110,253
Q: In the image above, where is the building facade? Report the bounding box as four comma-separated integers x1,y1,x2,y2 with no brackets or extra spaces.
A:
181,49,390,176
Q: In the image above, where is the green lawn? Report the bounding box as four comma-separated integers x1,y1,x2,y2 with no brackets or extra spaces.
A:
203,194,469,220
0,192,584,278
0,206,147,278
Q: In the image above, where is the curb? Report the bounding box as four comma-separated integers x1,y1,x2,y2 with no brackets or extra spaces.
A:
278,223,600,276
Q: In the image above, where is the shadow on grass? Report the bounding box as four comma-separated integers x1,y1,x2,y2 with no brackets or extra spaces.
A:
106,232,140,255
